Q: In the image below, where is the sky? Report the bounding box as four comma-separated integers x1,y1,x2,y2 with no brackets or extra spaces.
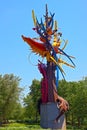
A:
0,0,87,96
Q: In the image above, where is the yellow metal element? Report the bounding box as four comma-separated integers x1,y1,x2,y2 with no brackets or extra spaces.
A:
62,40,68,50
54,20,58,30
58,58,75,68
49,56,66,75
52,20,61,48
32,10,36,26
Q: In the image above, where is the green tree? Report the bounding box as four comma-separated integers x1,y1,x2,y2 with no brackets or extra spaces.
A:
59,79,87,128
12,102,24,120
23,95,36,121
23,79,41,122
0,74,22,123
74,79,87,128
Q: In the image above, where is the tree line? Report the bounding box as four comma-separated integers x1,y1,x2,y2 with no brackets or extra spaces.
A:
0,74,87,129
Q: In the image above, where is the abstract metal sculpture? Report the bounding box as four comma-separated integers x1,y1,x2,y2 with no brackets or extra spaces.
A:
22,4,75,129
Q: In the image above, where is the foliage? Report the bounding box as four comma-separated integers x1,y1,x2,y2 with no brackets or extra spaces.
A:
58,78,87,128
23,95,36,120
23,79,41,122
29,79,41,104
0,74,23,123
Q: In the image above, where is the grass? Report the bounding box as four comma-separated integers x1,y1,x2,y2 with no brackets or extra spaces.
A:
0,122,85,130
0,123,50,130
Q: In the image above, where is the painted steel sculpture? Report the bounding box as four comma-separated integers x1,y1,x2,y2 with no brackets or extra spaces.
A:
22,5,75,129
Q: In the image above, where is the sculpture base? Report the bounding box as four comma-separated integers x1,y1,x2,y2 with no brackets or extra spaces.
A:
40,102,65,129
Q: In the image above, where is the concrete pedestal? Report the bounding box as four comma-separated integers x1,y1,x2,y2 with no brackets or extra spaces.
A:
40,102,65,129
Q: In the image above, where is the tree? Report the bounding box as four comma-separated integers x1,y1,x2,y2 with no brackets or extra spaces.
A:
29,79,41,104
0,74,22,123
58,79,87,128
23,79,41,122
23,95,36,121
11,102,24,121
74,79,87,128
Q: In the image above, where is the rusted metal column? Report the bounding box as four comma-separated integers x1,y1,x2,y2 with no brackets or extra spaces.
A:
47,62,57,102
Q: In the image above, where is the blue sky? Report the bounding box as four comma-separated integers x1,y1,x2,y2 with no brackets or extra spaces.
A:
0,0,87,95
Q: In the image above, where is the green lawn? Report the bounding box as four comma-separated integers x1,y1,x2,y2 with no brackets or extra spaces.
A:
0,123,84,130
0,123,50,130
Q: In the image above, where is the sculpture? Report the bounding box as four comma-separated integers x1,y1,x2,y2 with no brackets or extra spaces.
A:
22,4,75,129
